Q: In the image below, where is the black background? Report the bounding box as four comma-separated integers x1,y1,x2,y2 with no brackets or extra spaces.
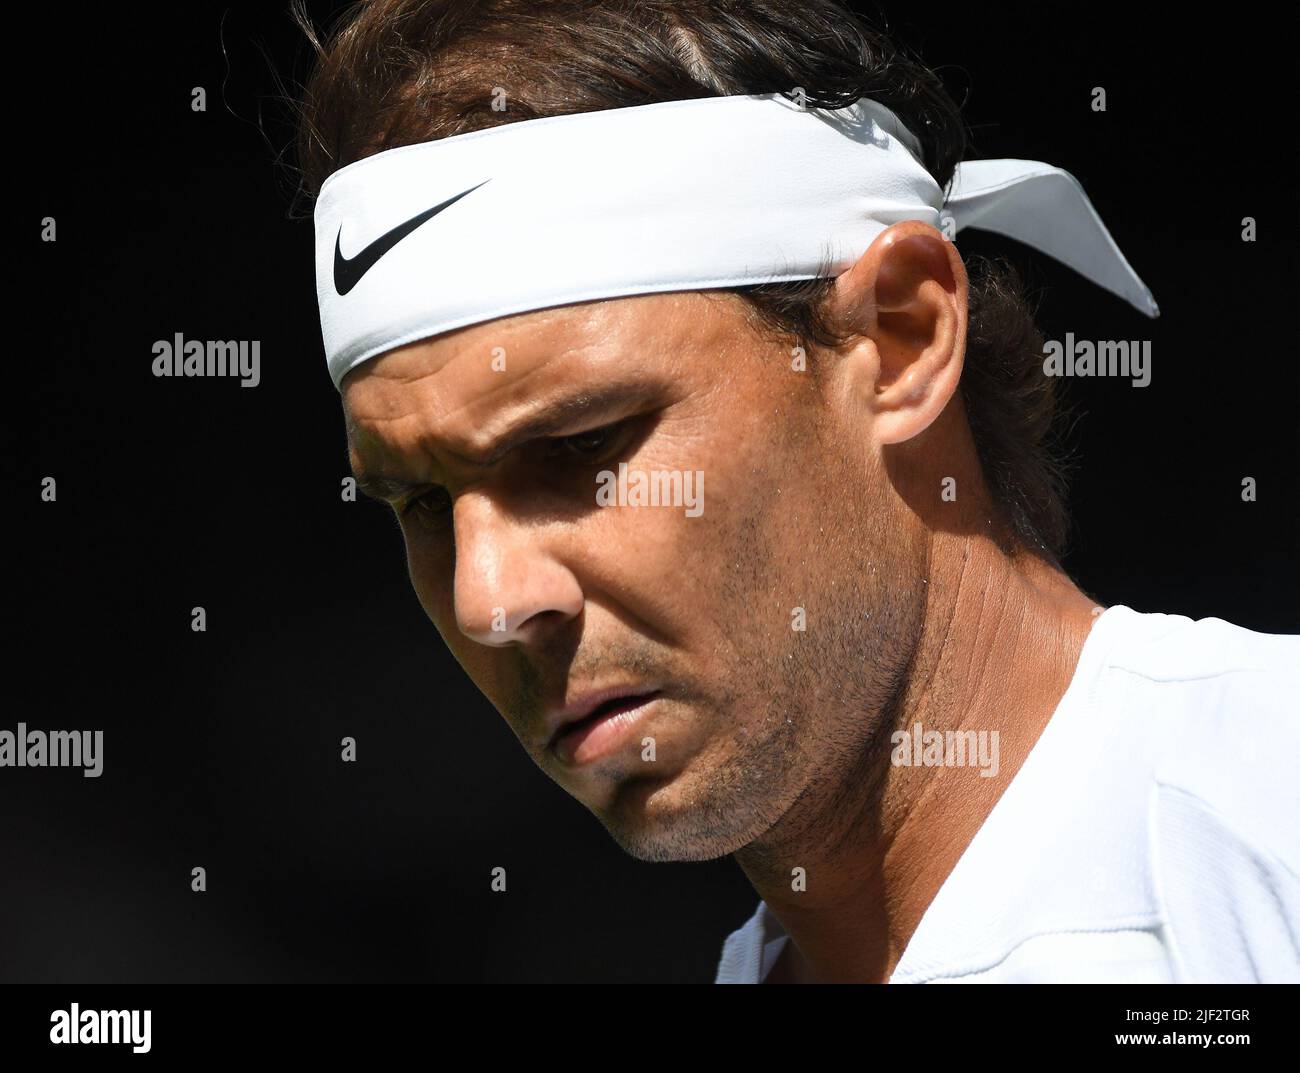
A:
8,0,1297,983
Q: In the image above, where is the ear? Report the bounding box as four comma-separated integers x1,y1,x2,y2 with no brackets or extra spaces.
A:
827,221,968,445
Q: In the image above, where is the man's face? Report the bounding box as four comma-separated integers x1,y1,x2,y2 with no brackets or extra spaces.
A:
342,289,927,861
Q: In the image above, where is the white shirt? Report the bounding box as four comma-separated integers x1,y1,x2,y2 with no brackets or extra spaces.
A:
715,605,1300,983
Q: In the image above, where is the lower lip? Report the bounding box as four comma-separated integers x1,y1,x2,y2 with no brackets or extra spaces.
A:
552,693,661,766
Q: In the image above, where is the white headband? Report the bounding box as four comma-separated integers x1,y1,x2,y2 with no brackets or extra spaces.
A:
314,92,1158,390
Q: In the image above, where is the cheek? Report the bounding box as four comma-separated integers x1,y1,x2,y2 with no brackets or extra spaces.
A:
402,528,502,686
401,522,455,625
588,455,771,646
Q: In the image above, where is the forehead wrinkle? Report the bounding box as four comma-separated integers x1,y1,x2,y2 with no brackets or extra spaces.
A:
424,354,562,463
345,332,523,428
345,291,717,475
380,354,575,476
352,337,610,478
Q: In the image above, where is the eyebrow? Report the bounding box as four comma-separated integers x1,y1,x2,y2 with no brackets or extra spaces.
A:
352,470,424,503
350,380,660,503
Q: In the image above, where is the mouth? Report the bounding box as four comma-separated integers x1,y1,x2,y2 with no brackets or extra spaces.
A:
548,688,663,766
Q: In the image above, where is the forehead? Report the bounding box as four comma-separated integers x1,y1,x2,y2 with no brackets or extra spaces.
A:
340,290,745,455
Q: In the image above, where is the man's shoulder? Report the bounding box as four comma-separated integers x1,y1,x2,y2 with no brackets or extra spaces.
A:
1102,605,1298,687
1098,607,1299,741
1099,606,1299,871
1100,608,1300,980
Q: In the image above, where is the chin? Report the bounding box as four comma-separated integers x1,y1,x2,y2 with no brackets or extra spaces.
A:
596,764,775,863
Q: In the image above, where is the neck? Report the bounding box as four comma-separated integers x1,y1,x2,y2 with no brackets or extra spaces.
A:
733,527,1101,983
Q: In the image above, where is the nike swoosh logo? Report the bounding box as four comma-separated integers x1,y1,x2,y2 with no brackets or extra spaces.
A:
333,179,491,296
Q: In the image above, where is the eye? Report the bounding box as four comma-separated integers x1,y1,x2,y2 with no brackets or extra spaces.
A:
401,485,453,526
546,422,623,459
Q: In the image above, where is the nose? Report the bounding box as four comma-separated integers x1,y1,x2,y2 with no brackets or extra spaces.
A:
451,488,584,646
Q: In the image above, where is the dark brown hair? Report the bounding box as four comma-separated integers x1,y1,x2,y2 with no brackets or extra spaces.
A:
289,0,1069,559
